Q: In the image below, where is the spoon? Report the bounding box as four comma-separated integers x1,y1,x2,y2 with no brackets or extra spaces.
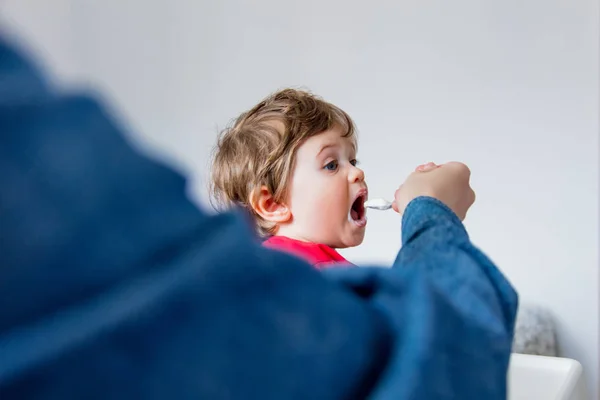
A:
364,198,393,211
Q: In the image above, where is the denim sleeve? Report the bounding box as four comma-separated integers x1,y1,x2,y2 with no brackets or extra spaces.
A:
324,197,518,399
0,36,517,400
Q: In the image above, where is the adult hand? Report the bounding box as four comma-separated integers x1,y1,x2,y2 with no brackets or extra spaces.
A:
392,162,475,220
414,162,440,172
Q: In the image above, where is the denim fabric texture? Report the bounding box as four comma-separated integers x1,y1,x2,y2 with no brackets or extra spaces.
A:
0,37,517,399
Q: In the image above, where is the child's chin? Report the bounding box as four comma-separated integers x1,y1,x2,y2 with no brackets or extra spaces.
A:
346,230,366,247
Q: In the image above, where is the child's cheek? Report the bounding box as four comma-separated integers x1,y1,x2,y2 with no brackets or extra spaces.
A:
315,182,345,216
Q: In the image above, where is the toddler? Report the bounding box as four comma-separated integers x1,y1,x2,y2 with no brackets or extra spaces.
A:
211,89,367,268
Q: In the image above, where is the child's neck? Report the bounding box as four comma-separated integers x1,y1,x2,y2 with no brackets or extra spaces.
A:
272,228,340,250
275,226,316,245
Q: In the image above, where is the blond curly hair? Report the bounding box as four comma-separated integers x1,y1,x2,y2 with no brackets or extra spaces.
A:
210,88,356,236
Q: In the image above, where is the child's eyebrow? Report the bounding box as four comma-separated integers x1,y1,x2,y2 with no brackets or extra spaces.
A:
317,141,357,158
316,143,338,156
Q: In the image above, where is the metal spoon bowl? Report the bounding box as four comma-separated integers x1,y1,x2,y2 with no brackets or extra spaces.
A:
364,198,393,211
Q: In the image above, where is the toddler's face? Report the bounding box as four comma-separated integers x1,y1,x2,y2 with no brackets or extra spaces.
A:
284,127,367,248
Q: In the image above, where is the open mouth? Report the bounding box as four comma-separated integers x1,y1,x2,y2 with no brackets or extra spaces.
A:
350,191,367,226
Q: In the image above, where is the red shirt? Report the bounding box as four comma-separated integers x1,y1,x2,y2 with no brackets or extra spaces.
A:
263,236,352,269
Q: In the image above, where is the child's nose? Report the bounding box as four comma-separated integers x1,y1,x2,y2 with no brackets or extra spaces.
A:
348,166,365,183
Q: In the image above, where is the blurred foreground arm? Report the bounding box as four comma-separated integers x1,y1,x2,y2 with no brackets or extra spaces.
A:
0,37,516,399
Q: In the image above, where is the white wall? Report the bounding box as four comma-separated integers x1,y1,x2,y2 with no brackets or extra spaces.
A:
2,1,598,398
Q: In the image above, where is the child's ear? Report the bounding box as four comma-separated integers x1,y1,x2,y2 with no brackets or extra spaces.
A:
250,186,291,223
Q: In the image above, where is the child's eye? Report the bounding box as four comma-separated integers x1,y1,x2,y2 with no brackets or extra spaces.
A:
324,160,339,171
350,159,359,167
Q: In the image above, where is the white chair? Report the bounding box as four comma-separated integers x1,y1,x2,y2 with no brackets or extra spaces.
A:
508,353,588,400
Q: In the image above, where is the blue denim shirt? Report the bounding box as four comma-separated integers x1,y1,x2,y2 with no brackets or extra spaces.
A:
0,37,517,399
